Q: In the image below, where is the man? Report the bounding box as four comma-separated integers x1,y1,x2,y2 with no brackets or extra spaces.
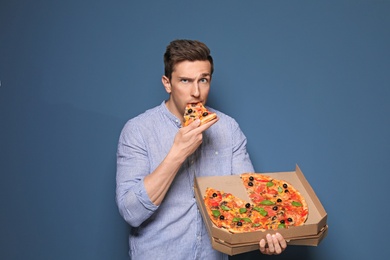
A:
116,39,287,259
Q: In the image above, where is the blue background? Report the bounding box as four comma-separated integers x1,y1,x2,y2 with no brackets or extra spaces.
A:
1,1,389,259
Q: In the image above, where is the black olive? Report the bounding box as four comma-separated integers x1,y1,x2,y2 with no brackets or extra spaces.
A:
220,215,225,220
283,183,288,189
272,206,278,211
202,112,208,117
277,199,282,203
284,190,289,193
237,222,242,226
249,176,254,181
272,216,277,221
188,108,193,113
287,218,293,222
248,182,253,187
280,220,285,224
212,193,218,197
245,203,251,208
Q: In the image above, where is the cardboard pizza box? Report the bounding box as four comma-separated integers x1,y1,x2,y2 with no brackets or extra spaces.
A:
194,165,328,255
210,225,328,256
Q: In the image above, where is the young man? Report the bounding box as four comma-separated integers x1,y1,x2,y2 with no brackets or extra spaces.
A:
116,39,287,259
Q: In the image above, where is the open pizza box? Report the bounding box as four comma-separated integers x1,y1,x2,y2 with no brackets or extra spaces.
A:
194,165,328,256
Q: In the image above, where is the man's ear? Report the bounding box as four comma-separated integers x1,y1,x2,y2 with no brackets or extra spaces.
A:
162,76,171,94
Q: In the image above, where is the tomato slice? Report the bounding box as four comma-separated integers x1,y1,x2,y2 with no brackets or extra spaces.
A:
267,189,278,195
210,201,219,207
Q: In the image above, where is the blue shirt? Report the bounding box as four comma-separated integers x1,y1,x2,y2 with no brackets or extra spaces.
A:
116,101,254,260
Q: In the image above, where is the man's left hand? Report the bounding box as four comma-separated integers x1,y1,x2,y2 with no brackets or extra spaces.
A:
259,233,287,255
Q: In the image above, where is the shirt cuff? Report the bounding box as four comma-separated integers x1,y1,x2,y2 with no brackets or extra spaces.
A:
135,177,159,211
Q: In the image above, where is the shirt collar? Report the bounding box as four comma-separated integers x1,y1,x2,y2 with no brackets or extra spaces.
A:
160,100,182,128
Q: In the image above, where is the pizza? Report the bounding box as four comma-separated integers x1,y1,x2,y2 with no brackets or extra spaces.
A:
183,102,217,127
203,174,308,233
204,187,267,233
240,173,309,228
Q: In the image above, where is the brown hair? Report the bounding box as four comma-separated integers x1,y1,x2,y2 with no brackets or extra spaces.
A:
164,39,214,79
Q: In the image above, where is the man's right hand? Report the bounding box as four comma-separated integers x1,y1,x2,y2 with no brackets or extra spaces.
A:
144,117,218,206
173,117,218,159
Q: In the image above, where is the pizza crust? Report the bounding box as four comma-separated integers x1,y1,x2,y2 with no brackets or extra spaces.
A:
200,113,217,125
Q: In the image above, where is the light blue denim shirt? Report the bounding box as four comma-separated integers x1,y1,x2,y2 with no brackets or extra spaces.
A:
116,101,254,260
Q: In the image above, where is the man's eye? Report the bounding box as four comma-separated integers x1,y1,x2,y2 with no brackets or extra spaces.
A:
200,78,208,83
181,79,189,83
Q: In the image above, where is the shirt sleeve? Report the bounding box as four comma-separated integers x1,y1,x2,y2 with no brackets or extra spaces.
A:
116,120,158,227
231,120,255,174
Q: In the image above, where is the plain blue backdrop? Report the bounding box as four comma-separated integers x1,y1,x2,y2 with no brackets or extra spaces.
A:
1,1,389,259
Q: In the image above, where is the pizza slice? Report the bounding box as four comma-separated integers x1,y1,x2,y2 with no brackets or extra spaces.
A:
183,102,217,127
204,188,267,233
240,173,309,230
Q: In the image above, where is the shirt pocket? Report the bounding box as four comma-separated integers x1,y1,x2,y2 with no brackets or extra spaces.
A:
198,147,232,176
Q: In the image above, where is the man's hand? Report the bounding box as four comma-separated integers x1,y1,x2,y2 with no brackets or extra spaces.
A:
259,233,287,255
172,117,218,160
144,117,218,205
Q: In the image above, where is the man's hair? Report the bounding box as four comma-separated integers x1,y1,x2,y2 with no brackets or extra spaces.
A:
164,39,214,79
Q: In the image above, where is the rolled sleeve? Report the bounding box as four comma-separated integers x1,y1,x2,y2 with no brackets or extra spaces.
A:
117,177,158,227
116,120,159,227
134,177,158,211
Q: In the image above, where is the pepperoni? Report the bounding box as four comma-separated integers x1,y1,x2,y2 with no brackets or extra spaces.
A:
255,185,265,194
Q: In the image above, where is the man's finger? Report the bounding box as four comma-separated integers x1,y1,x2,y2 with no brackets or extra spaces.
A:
181,119,201,133
189,119,201,128
196,117,218,131
272,234,282,254
266,234,274,253
184,116,218,133
259,239,266,253
276,233,287,250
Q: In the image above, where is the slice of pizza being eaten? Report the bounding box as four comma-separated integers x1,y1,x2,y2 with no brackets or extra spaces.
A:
183,102,217,127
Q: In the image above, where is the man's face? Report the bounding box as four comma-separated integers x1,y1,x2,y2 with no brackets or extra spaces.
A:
162,60,212,121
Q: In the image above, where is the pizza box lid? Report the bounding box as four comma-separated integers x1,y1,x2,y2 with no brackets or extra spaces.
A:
194,164,328,252
211,225,328,256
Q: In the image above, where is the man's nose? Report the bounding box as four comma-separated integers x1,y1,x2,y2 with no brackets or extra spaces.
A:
191,83,200,97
